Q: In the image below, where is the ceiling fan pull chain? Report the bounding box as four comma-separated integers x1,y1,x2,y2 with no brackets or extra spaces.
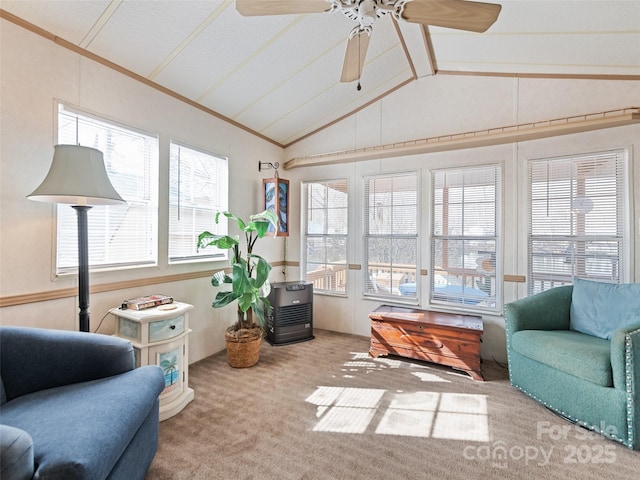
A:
357,31,362,91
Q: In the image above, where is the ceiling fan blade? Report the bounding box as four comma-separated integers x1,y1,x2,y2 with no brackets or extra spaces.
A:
402,0,501,33
340,31,371,83
236,0,330,16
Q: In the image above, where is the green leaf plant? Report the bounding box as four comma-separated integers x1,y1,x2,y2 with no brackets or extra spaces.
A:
197,210,278,332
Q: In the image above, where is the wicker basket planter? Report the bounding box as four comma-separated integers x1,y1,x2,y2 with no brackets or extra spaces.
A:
225,326,263,368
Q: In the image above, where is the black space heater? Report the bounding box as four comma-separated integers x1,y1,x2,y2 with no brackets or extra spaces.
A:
266,281,314,345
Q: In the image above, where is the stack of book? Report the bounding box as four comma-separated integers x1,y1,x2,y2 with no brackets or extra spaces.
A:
126,294,174,310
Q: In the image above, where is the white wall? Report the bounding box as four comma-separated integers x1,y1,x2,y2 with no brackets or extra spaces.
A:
0,20,285,363
284,74,640,362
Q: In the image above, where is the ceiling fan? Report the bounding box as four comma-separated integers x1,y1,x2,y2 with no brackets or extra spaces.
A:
236,0,502,88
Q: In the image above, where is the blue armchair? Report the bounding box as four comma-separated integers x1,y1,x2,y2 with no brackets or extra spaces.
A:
0,326,165,479
505,282,640,449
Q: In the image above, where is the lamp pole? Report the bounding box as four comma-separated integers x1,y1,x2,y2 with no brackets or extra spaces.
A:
73,205,92,332
28,145,125,333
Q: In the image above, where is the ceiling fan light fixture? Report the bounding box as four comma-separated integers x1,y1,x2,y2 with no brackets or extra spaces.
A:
359,0,377,26
335,0,393,26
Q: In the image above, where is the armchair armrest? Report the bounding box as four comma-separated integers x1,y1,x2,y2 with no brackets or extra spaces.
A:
611,320,640,388
610,320,640,449
0,326,134,403
504,286,573,344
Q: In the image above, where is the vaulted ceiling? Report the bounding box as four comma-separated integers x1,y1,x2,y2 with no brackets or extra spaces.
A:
2,0,638,147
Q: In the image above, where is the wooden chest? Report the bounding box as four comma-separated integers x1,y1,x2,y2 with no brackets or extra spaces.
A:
369,305,484,381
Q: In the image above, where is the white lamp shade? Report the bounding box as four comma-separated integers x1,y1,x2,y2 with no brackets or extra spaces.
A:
28,145,125,205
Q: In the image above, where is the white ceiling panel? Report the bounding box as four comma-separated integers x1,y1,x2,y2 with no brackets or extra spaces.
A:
265,56,414,144
201,14,353,118
210,39,346,129
87,0,223,77
494,0,640,33
153,5,296,101
2,0,638,146
274,68,415,145
236,17,410,139
433,31,640,75
237,42,356,133
1,0,110,44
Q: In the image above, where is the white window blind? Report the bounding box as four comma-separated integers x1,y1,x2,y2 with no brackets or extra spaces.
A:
303,179,348,294
528,150,626,294
56,104,158,273
169,143,228,262
364,173,418,299
431,166,500,310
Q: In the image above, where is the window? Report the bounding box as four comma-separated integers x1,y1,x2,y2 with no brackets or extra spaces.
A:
169,143,228,262
364,173,418,299
528,150,627,294
431,166,500,310
303,179,348,294
56,104,158,273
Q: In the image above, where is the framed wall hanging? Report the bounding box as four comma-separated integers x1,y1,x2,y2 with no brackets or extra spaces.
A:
263,177,289,236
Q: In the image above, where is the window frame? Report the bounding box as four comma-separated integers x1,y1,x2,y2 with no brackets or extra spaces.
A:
527,149,629,294
430,164,502,312
363,171,420,302
168,141,229,264
55,103,159,275
302,178,349,296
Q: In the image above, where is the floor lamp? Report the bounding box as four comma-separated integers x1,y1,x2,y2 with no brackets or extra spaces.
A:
28,145,125,332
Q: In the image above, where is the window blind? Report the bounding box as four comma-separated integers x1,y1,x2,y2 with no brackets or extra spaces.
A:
169,143,228,262
431,166,500,310
303,179,348,294
56,104,159,273
528,150,626,294
363,172,418,299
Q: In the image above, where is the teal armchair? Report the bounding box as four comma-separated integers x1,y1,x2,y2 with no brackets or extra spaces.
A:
505,285,640,449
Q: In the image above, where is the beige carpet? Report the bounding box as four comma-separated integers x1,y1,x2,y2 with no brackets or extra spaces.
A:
147,329,640,479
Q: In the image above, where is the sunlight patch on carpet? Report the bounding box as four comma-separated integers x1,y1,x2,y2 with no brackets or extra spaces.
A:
313,406,377,433
306,386,344,407
389,391,440,410
306,387,385,409
440,393,488,414
344,353,403,371
432,412,489,441
372,358,403,368
411,371,451,382
306,386,489,441
307,387,385,431
335,388,385,408
376,408,435,437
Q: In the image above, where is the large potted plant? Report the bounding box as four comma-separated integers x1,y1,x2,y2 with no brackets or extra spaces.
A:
197,210,278,368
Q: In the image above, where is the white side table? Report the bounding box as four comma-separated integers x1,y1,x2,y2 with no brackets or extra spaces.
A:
110,301,194,421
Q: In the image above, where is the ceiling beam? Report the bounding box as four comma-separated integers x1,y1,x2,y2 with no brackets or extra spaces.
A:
284,107,640,169
421,25,438,76
437,70,640,81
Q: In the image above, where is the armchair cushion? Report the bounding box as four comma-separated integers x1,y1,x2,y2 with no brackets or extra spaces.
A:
570,278,640,339
511,330,612,386
1,366,162,480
